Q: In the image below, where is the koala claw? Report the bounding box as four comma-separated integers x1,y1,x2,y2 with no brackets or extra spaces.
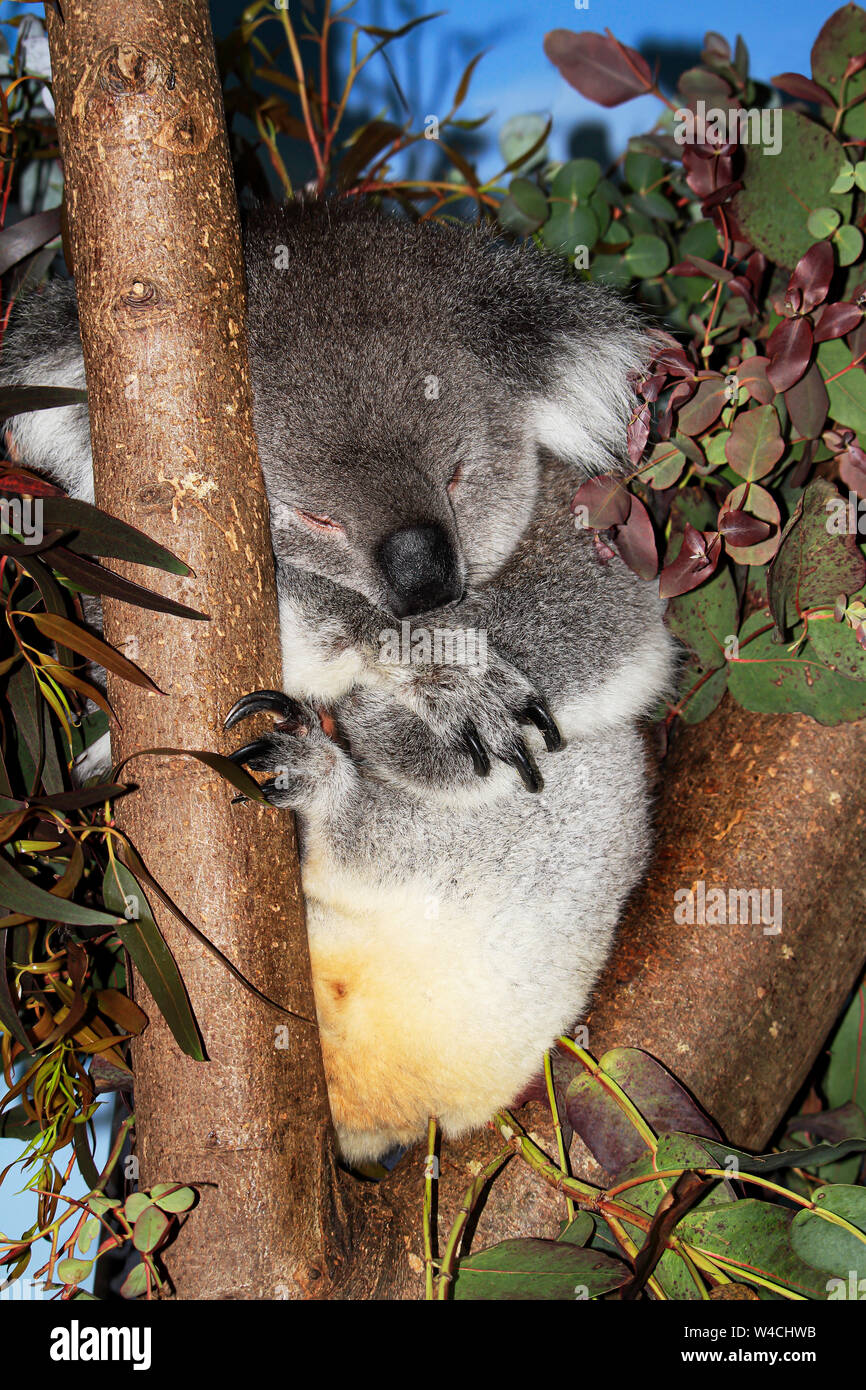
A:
224,689,308,732
462,720,491,777
502,738,542,793
519,699,563,753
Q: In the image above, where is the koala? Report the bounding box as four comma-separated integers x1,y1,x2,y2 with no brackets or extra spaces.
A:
1,198,675,1165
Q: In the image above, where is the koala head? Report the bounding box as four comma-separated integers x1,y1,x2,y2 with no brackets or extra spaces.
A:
244,200,648,619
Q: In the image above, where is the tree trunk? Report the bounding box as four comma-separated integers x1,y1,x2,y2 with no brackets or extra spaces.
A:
45,0,353,1299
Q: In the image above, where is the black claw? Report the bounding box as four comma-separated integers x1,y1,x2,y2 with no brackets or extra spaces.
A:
224,690,302,732
463,721,490,777
228,737,274,767
501,739,542,793
519,700,562,753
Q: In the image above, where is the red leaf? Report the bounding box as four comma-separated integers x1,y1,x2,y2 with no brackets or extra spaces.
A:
543,29,653,107
571,474,631,530
771,71,836,106
737,356,775,405
612,495,658,580
786,240,834,314
0,467,66,498
659,524,721,599
766,316,813,392
675,377,728,436
813,301,863,343
838,445,866,496
718,509,772,546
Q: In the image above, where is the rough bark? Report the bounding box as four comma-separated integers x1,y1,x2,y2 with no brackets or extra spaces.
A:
44,0,358,1299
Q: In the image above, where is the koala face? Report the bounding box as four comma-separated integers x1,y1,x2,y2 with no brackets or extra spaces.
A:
245,209,544,618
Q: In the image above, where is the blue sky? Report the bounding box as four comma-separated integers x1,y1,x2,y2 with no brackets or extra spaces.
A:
0,0,856,1283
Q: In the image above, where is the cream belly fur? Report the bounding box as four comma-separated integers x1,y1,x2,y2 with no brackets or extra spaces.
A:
300,801,620,1165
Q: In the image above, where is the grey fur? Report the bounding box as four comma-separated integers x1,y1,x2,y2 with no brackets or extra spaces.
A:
0,199,675,1162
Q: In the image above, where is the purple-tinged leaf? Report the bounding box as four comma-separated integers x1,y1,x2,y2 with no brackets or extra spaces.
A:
771,71,836,106
718,509,772,547
785,361,829,437
543,29,653,107
613,495,658,580
564,1047,721,1174
766,316,814,392
659,523,721,599
737,355,775,404
675,377,728,436
571,474,631,530
814,301,863,343
786,239,834,314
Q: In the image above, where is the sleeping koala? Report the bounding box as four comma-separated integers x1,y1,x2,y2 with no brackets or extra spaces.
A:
1,198,675,1164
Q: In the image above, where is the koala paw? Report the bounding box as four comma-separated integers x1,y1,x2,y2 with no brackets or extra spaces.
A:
223,689,342,809
396,654,562,793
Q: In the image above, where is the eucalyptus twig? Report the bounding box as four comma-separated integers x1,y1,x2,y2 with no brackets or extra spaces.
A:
436,1145,512,1300
544,1050,575,1223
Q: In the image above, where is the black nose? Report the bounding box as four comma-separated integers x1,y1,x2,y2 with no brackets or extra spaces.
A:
377,523,463,617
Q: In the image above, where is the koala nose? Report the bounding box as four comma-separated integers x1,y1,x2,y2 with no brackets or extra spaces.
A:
377,523,463,617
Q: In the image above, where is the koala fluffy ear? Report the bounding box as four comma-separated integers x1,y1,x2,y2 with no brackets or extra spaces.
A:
458,234,650,476
526,304,650,476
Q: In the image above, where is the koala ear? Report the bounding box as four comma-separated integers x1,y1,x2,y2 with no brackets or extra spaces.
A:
526,308,650,477
457,234,650,476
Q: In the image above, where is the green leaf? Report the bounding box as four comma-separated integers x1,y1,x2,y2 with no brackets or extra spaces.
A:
678,1202,829,1298
550,157,601,200
133,1204,171,1254
812,5,866,140
731,110,850,266
541,202,599,256
123,1192,153,1223
102,862,205,1061
624,150,663,194
724,404,784,481
666,564,738,723
640,441,687,490
151,1183,195,1213
807,205,841,239
695,1135,866,1175
557,1212,594,1246
767,479,866,632
809,605,866,679
728,611,866,723
498,113,549,174
77,1216,100,1256
817,338,866,436
119,1261,148,1300
790,1186,866,1283
56,1257,94,1286
835,224,863,266
624,233,669,278
0,851,125,928
452,1237,629,1300
34,497,191,575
